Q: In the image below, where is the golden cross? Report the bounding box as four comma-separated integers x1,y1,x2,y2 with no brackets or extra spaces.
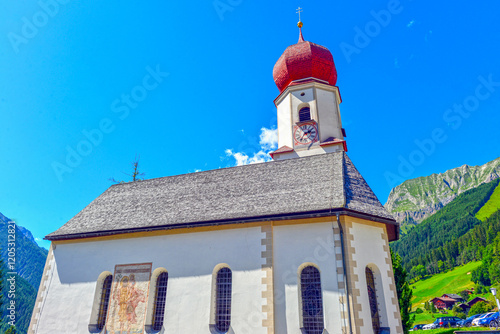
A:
296,7,303,22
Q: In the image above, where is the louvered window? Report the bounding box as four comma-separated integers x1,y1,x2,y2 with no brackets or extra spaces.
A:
152,272,168,330
299,107,311,122
215,267,232,332
366,267,381,334
97,275,112,331
301,266,324,334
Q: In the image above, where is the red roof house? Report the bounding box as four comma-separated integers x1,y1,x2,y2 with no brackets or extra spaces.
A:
431,297,458,310
468,297,487,307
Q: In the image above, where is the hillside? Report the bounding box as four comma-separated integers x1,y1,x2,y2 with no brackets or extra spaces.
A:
409,261,500,326
391,178,500,276
411,261,482,309
476,181,500,222
0,212,48,334
385,157,500,228
0,271,37,334
0,212,48,289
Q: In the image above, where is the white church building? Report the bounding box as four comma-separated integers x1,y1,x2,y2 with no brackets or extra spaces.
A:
29,21,403,334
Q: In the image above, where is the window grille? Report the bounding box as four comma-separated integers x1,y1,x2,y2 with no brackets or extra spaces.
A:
300,266,324,334
366,267,381,334
97,275,112,331
299,107,311,122
152,272,169,331
215,267,232,333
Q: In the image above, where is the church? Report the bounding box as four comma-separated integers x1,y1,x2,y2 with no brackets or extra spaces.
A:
29,18,403,334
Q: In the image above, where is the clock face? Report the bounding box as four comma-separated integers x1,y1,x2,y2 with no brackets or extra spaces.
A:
293,122,318,145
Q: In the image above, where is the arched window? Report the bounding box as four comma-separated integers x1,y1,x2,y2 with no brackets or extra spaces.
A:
299,107,311,122
215,267,232,333
97,274,112,331
300,266,324,334
366,267,381,334
152,272,168,330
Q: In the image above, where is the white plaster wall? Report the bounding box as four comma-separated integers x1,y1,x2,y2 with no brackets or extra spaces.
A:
273,221,343,334
295,144,343,157
348,221,401,334
277,94,293,149
273,144,343,161
290,88,316,123
35,227,267,334
316,89,343,141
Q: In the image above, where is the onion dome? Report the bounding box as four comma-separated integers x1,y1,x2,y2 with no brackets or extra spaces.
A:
273,24,337,93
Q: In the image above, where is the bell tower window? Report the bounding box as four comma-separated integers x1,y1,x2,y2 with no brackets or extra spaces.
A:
299,107,311,122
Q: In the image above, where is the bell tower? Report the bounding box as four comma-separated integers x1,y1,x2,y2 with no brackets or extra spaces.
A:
270,19,347,161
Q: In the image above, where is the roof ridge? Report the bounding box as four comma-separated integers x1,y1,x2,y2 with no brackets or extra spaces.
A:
340,152,347,208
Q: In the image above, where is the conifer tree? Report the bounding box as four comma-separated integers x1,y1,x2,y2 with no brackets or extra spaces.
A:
110,155,146,183
391,250,414,334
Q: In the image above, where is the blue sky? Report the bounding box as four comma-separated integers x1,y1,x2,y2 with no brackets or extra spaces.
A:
1,1,499,249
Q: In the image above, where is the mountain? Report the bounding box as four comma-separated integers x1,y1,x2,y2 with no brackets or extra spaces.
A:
385,157,500,229
0,272,37,334
0,213,48,289
0,212,48,334
391,178,500,277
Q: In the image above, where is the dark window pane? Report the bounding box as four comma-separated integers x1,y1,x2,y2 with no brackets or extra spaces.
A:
152,272,168,331
215,267,232,332
97,275,112,330
366,267,380,334
301,266,324,334
299,107,311,122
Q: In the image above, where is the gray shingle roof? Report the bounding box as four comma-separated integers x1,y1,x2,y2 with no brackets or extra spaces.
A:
46,152,396,240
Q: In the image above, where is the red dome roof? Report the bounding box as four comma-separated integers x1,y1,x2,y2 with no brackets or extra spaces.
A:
273,31,337,93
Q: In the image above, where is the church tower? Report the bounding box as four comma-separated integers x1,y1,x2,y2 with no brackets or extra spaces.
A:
29,12,402,334
271,20,347,161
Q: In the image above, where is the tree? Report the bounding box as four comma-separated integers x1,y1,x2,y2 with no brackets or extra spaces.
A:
472,259,492,286
459,290,470,302
452,305,466,319
469,301,493,315
410,264,427,280
5,326,17,334
430,302,437,313
392,250,414,333
110,155,146,183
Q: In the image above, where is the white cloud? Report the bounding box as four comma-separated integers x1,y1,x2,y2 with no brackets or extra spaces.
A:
225,149,271,166
225,127,278,166
259,127,278,150
407,20,415,28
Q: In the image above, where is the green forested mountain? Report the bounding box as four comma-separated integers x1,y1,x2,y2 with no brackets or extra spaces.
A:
391,178,500,280
0,213,48,289
0,213,48,334
385,157,500,230
0,271,37,334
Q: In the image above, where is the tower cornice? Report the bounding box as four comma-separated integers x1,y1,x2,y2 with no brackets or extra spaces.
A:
274,81,342,106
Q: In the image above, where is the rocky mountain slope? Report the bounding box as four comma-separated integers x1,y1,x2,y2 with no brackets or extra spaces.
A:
0,212,48,334
0,212,48,288
385,157,500,227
